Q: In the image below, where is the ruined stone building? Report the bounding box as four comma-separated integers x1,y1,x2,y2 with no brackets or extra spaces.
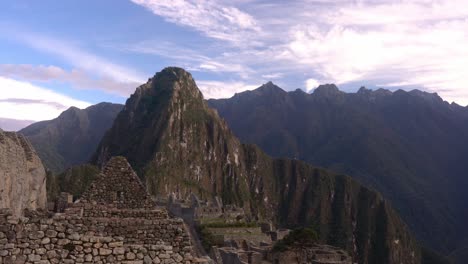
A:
0,156,207,264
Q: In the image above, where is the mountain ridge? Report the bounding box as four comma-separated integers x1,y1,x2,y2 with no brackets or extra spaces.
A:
208,81,468,262
20,102,123,173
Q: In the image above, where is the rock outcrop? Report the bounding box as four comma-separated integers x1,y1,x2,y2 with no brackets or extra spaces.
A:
92,67,422,264
0,129,46,216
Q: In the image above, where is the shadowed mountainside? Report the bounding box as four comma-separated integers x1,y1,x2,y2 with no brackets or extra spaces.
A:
208,82,468,261
20,102,123,173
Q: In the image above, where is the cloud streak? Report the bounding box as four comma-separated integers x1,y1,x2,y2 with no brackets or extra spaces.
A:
2,28,145,97
0,98,67,110
130,0,261,46
0,64,141,96
0,77,91,121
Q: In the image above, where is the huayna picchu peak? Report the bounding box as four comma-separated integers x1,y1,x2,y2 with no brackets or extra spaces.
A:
91,67,422,264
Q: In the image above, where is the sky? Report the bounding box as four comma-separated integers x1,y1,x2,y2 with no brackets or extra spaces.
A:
1,0,468,129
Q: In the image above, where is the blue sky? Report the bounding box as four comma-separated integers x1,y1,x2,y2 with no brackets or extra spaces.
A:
1,0,468,129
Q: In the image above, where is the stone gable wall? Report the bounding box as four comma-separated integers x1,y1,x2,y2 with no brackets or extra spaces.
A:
79,157,155,209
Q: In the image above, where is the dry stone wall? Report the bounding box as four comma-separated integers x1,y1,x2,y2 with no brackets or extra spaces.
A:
0,209,194,264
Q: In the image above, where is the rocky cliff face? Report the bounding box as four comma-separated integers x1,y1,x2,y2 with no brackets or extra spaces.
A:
0,129,47,216
20,102,123,173
93,67,421,263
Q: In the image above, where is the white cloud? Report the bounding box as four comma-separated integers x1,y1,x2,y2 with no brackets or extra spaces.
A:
0,77,91,121
328,0,468,26
262,73,283,79
285,10,468,104
305,78,319,92
130,0,261,45
196,80,258,99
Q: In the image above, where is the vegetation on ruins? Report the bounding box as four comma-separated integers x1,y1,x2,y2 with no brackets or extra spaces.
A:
272,228,319,252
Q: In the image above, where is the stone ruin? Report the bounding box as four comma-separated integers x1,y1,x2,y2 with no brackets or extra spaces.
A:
0,156,208,264
270,244,352,264
79,157,155,209
166,194,245,226
211,240,352,264
164,193,352,264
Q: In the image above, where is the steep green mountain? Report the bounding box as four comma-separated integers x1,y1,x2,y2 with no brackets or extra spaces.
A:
208,82,468,259
20,102,123,173
93,67,424,263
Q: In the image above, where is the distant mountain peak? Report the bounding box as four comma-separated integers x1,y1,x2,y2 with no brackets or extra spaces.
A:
57,106,83,120
257,81,284,93
231,81,286,98
312,83,342,97
357,86,372,94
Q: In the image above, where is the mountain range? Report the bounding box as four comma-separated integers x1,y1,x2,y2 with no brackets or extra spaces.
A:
17,68,457,263
90,67,427,263
208,82,468,262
